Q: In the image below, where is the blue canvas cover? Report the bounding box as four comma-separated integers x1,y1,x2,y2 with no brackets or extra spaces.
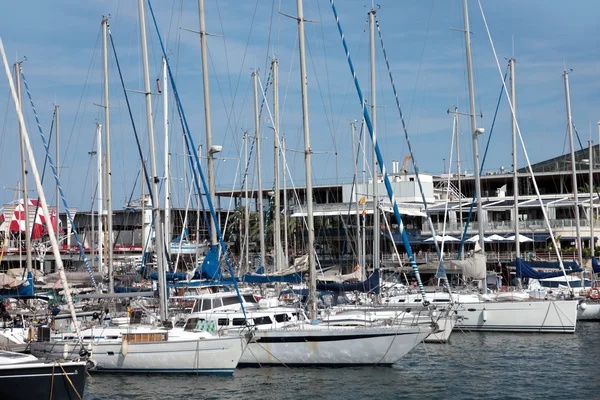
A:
515,258,581,280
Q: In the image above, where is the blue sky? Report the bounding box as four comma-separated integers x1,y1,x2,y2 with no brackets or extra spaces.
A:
0,0,598,211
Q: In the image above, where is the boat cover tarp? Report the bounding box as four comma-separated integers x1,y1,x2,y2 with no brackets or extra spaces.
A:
114,286,148,293
592,257,600,274
316,266,361,283
241,254,308,284
192,245,222,281
148,272,188,282
515,258,581,280
447,252,487,279
0,272,33,298
316,269,380,294
242,272,303,284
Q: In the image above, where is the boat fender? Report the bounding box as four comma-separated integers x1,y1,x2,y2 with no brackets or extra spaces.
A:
86,358,98,371
63,343,69,359
580,301,588,310
588,287,600,300
482,309,487,322
121,339,129,356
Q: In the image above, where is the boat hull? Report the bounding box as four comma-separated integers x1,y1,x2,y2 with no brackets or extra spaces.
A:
0,360,86,400
31,335,245,375
424,315,456,343
455,300,578,333
239,326,429,367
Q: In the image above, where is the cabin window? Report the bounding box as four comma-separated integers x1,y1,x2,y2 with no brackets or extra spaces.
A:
192,301,201,313
413,299,422,303
213,299,224,309
222,296,240,307
274,314,290,323
433,299,449,303
184,317,205,331
217,318,229,326
397,299,406,303
253,316,273,325
243,295,258,304
232,318,247,326
200,299,212,311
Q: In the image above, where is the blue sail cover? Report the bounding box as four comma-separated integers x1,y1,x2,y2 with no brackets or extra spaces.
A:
148,272,188,282
114,285,147,293
592,257,600,274
515,258,582,280
316,269,380,294
0,272,34,298
192,245,222,281
242,272,303,284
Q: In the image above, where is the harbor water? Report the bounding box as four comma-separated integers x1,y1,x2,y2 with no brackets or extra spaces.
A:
84,322,600,399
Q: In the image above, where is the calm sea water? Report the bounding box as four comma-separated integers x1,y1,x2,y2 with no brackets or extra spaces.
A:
83,322,600,400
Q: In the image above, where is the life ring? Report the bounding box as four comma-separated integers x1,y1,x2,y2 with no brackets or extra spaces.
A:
589,287,600,300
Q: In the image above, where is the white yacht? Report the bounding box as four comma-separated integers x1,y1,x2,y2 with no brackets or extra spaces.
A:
384,290,578,333
30,323,246,374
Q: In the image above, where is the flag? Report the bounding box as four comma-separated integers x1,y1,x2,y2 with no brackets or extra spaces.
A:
361,208,367,216
359,197,366,205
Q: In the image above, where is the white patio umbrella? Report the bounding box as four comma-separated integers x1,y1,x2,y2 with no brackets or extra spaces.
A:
487,234,509,242
505,234,534,243
466,234,492,243
424,235,460,242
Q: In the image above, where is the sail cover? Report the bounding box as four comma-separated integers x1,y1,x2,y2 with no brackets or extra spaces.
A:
592,257,600,274
316,269,380,294
515,258,582,280
447,252,487,279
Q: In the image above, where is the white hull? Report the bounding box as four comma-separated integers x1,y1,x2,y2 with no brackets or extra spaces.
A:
30,327,245,374
424,315,456,343
386,293,578,333
322,306,455,343
239,325,430,367
455,300,578,333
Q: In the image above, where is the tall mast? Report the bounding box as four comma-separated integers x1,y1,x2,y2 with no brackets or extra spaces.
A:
15,62,33,275
244,131,250,271
253,71,266,269
89,151,95,272
282,136,289,264
102,17,114,293
138,0,168,321
462,0,486,290
2,41,81,336
296,0,317,320
509,58,521,280
163,56,171,259
369,8,379,278
589,139,594,260
454,107,463,252
351,121,362,268
564,70,584,271
272,59,282,272
198,0,217,247
55,104,60,247
97,123,104,274
361,114,367,274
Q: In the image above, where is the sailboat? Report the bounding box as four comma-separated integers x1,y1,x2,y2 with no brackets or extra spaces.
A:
389,0,578,333
30,1,247,374
231,0,433,366
0,33,89,397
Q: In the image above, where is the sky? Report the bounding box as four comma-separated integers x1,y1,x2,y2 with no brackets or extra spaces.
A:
0,0,599,211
